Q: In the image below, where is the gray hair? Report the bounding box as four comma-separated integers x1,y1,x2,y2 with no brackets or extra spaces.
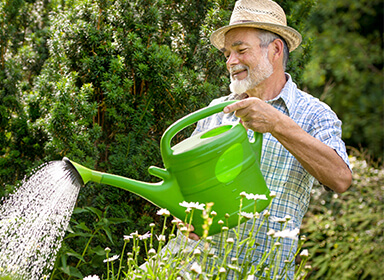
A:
257,29,289,70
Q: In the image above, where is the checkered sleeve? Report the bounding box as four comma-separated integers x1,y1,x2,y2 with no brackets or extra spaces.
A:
309,105,351,171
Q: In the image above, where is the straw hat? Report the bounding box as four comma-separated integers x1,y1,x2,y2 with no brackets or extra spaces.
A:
210,0,302,52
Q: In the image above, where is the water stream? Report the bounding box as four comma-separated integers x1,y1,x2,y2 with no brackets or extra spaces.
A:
0,160,82,279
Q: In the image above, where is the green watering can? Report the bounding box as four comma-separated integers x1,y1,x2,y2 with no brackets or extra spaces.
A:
64,100,270,236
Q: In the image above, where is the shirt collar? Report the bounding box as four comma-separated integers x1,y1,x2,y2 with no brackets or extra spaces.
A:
266,73,296,116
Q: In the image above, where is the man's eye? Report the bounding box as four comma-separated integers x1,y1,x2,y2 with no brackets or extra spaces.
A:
239,48,247,53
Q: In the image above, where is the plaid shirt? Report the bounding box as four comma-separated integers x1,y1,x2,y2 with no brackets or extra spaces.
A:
161,74,350,278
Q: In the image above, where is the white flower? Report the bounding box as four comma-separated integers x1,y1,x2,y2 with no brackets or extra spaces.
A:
240,211,254,220
270,216,292,224
103,255,119,263
219,267,226,273
253,194,268,200
123,235,132,241
270,216,285,223
269,191,277,198
83,275,100,280
240,192,268,201
138,231,151,240
274,228,300,240
156,208,170,216
180,226,188,233
300,249,309,257
247,275,256,280
193,248,202,256
148,248,157,256
125,230,150,241
179,201,205,210
227,264,241,272
263,210,270,217
157,234,166,242
284,215,291,221
267,229,276,237
226,237,235,244
190,262,202,274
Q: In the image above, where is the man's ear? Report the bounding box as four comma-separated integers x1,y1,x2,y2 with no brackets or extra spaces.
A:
270,38,284,63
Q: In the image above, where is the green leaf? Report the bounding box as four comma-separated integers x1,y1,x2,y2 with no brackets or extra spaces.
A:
74,222,92,232
60,265,83,278
85,206,103,220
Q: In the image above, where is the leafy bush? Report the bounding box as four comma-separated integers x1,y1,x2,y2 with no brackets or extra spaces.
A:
301,156,384,279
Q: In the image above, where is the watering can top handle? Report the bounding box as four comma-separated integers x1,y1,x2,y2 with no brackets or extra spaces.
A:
161,100,237,159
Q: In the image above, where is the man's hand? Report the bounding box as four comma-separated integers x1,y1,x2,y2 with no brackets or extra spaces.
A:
223,97,352,193
174,218,200,241
223,97,282,133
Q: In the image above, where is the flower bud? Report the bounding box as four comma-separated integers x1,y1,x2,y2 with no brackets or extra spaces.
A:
193,248,202,256
300,249,309,257
263,210,270,218
269,191,277,198
148,248,156,256
219,267,226,274
226,237,234,244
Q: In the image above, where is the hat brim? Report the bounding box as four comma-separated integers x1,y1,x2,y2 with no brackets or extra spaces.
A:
210,22,302,52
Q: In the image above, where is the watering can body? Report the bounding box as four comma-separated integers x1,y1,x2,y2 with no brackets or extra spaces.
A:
65,100,270,236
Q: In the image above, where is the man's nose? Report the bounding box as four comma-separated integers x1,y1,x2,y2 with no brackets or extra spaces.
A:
226,53,240,68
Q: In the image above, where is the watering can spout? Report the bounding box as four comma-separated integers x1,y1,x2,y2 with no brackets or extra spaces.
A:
62,157,186,219
63,157,102,185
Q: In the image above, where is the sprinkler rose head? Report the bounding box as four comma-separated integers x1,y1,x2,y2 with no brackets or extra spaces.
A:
63,157,85,185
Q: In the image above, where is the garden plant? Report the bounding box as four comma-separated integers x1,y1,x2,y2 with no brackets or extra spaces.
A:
63,192,312,280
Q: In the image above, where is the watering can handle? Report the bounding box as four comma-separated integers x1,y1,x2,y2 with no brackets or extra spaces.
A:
161,100,237,161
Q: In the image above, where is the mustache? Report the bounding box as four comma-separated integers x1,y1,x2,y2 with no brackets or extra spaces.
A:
230,64,249,75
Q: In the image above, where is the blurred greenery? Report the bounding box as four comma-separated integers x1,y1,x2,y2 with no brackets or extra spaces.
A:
302,0,383,161
301,156,384,279
0,0,382,278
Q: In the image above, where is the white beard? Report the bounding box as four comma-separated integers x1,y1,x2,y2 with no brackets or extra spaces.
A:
229,49,273,95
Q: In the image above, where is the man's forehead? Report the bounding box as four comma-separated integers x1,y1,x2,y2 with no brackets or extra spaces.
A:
221,40,246,52
221,28,260,52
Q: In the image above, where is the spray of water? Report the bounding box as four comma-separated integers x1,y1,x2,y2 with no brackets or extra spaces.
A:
0,160,82,279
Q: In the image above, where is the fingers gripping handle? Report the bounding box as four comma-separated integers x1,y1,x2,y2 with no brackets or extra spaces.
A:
160,100,237,165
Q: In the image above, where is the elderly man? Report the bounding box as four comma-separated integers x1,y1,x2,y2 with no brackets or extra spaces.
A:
157,0,352,278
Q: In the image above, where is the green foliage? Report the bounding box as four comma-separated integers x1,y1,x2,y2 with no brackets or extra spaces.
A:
302,0,383,160
51,206,133,279
301,157,384,279
0,0,51,194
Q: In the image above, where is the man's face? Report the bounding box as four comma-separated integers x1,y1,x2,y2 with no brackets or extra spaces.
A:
223,28,273,95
